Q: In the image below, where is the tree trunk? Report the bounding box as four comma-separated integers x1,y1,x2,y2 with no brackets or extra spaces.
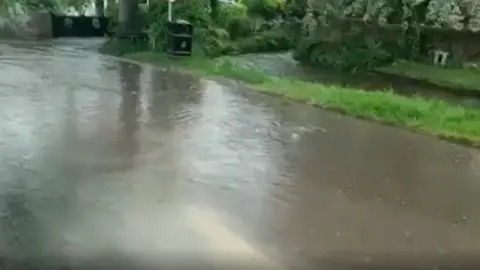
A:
118,0,139,34
210,0,218,19
95,0,104,17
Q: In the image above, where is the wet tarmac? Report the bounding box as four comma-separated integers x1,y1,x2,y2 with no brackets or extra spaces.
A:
1,39,480,269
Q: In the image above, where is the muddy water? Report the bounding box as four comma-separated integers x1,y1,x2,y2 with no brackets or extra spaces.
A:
223,52,480,107
1,39,480,269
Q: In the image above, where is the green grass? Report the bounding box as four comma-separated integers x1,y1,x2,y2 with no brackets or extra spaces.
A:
125,52,269,84
124,51,480,147
377,61,480,92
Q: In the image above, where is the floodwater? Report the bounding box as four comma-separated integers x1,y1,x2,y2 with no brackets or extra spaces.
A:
1,39,480,269
224,52,480,107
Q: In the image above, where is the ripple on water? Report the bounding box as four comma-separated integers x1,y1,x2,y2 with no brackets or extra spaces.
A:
1,41,480,268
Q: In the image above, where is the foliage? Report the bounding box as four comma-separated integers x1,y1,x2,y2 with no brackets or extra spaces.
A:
216,3,248,27
145,0,211,51
308,0,480,31
426,0,480,31
296,0,425,70
0,21,17,38
227,28,293,53
283,0,307,19
0,0,58,14
202,27,293,56
201,27,231,56
100,0,296,56
215,3,252,40
293,33,394,71
226,16,253,39
20,0,58,11
243,0,286,20
0,0,95,15
140,0,293,56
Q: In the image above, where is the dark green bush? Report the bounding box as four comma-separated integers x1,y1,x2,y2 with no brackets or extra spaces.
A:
293,33,394,71
243,0,286,20
226,16,254,40
283,0,307,19
216,3,248,27
202,27,231,56
0,22,18,39
292,36,317,62
215,3,253,41
203,27,294,56
224,28,293,54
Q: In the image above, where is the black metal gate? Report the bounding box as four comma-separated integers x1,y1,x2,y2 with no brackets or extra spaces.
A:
50,14,109,38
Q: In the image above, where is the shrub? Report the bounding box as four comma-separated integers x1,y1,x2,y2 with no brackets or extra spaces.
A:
0,21,19,39
215,3,253,40
293,34,394,71
292,36,317,62
283,0,307,19
226,16,254,40
217,3,248,27
224,28,293,54
243,0,286,20
202,27,231,56
146,0,211,50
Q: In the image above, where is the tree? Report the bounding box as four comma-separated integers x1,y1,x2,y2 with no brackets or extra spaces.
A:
0,0,96,14
450,0,480,31
306,0,480,30
117,0,139,34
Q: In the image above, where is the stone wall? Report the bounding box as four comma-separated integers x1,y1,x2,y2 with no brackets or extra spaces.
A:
0,11,52,40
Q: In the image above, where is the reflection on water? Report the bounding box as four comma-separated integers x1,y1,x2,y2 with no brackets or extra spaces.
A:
0,39,479,269
119,62,141,168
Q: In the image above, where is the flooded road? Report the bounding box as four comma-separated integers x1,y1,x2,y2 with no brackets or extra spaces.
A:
1,39,480,269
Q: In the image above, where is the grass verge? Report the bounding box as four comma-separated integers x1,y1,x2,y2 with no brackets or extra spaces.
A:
377,61,480,92
124,51,480,147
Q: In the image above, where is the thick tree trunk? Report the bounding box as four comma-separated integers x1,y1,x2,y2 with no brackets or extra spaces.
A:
118,0,139,34
95,0,104,17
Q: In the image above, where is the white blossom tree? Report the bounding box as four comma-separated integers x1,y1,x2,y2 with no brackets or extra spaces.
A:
426,0,480,31
306,0,480,31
